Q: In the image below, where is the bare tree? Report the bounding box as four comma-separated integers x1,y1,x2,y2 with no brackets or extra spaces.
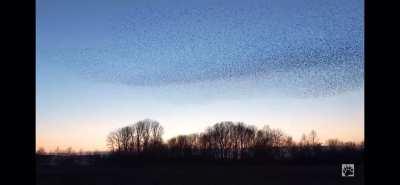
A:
106,131,118,152
308,130,319,146
149,120,164,149
64,147,74,156
36,147,47,155
107,119,164,155
118,126,132,152
207,121,235,160
326,138,343,150
104,120,362,163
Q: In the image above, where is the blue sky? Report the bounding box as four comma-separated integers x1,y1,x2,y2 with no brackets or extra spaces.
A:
36,0,364,151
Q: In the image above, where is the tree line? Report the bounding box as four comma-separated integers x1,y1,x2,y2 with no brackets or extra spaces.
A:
106,119,164,155
103,119,363,162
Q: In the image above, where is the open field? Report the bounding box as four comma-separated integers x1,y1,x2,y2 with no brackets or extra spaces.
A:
37,163,364,185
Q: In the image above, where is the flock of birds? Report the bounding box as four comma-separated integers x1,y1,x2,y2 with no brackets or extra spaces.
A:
55,0,363,98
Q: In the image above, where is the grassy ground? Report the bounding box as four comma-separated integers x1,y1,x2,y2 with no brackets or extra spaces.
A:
37,163,364,185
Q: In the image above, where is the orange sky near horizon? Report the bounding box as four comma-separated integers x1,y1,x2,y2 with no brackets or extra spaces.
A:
36,0,364,153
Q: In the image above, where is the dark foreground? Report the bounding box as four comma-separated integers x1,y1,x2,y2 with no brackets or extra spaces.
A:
37,163,364,185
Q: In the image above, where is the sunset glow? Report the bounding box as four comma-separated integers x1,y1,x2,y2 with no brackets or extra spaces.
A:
36,0,363,152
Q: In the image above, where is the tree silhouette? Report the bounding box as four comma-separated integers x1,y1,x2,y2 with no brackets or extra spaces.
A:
106,119,164,156
103,119,363,163
36,147,47,155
